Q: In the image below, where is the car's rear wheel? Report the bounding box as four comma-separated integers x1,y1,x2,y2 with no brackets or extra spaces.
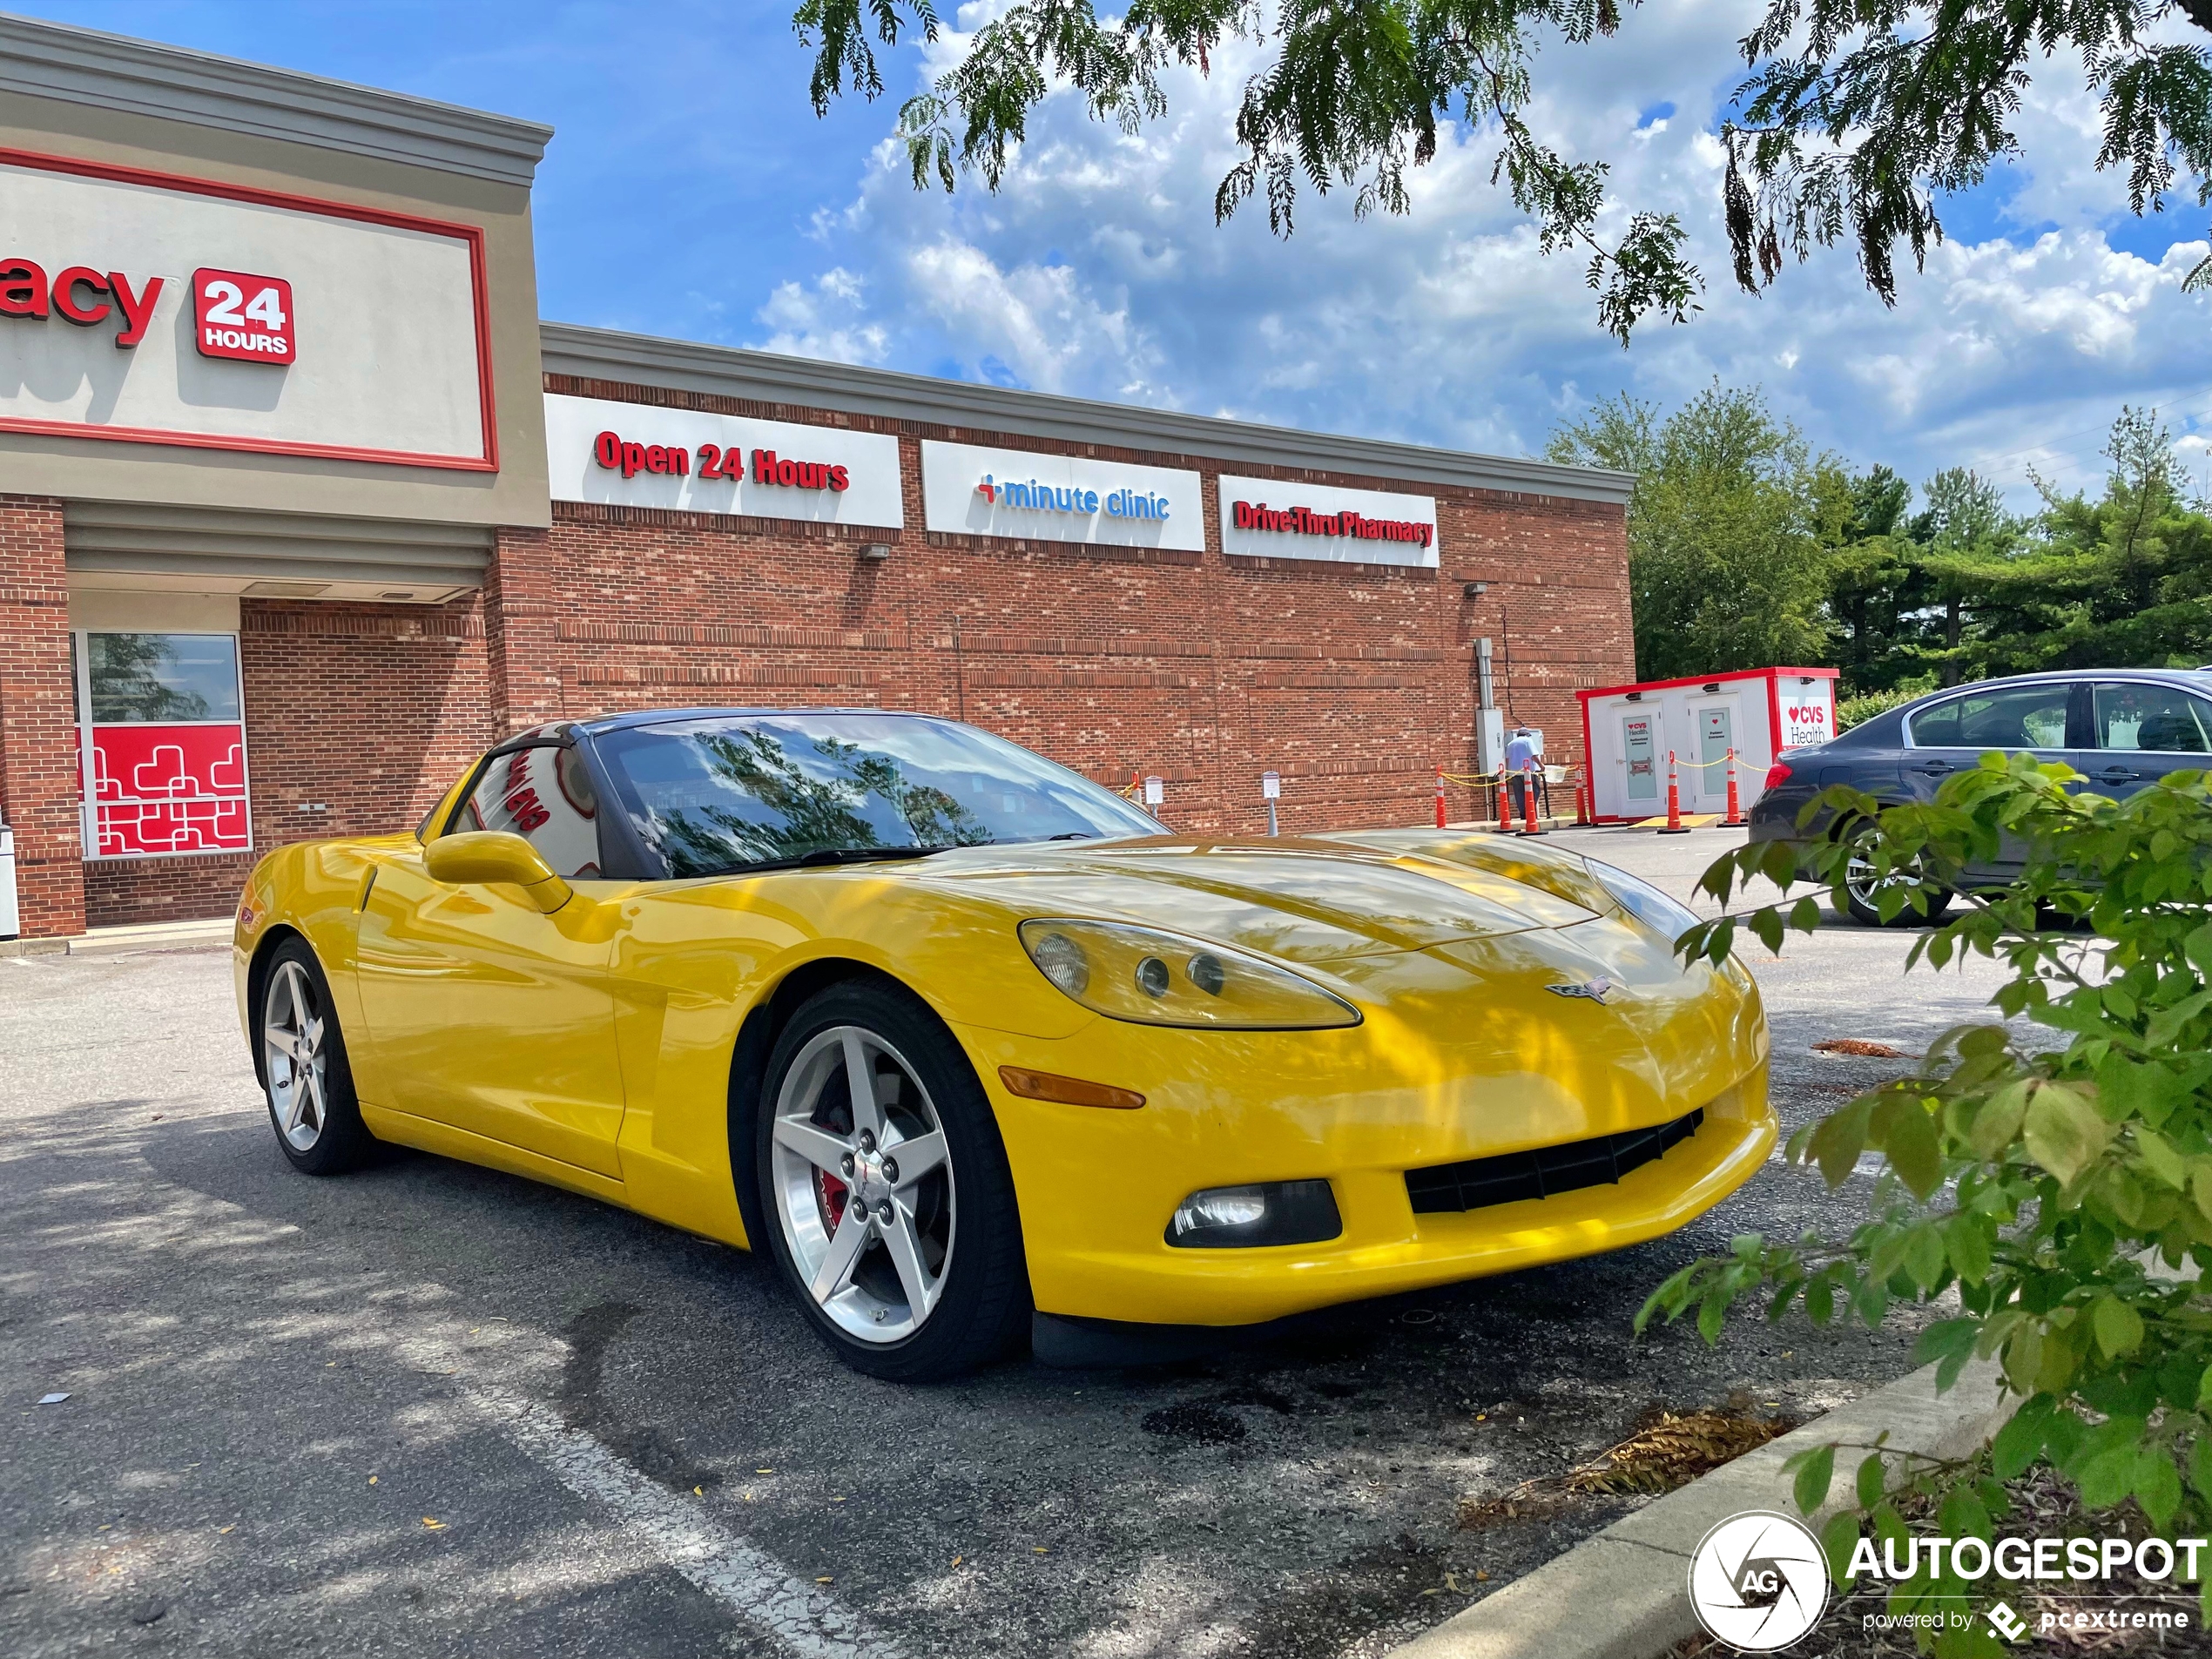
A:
1840,822,1952,928
260,939,376,1174
754,981,1028,1381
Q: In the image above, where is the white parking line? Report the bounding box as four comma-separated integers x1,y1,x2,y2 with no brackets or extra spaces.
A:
469,1385,902,1659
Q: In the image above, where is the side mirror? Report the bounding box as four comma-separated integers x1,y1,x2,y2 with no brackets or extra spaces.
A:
424,830,572,914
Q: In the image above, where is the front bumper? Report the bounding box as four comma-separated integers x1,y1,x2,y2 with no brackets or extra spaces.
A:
958,914,1775,1327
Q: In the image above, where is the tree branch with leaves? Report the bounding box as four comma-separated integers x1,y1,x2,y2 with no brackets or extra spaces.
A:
792,0,2212,343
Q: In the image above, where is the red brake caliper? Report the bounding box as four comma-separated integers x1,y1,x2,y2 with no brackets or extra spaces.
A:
814,1168,849,1233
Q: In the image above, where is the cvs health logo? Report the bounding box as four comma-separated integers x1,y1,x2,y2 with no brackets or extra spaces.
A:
192,268,294,363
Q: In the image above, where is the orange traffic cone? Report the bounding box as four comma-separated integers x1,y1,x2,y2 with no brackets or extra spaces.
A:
1519,770,1545,837
1573,768,1594,826
1658,750,1690,834
1435,767,1447,829
1722,749,1744,827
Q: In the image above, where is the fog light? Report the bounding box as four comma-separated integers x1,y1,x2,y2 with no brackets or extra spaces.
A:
1166,1179,1341,1248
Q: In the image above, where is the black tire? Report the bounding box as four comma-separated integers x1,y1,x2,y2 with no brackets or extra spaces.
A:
752,980,1030,1381
257,938,377,1175
1838,822,1953,929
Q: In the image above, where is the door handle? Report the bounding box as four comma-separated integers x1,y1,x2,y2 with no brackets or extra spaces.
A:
1913,762,1953,775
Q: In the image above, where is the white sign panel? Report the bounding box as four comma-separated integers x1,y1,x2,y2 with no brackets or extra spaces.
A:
921,441,1204,551
0,152,489,468
1217,475,1439,567
544,395,904,528
1779,680,1835,749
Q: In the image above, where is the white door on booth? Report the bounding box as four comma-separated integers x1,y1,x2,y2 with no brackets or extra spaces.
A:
1696,704,1737,806
1622,712,1660,806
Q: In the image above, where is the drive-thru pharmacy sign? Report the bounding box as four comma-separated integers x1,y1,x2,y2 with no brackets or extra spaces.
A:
1217,475,1439,568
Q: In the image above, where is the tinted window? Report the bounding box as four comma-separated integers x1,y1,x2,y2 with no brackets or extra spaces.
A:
87,632,241,722
1909,685,2069,750
592,714,1161,878
2093,682,2212,753
457,745,604,878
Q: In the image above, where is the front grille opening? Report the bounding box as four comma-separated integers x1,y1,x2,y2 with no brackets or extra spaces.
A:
1405,1108,1706,1215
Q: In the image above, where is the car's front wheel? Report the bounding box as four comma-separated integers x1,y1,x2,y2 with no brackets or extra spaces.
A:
754,981,1029,1381
259,939,377,1174
1839,822,1952,928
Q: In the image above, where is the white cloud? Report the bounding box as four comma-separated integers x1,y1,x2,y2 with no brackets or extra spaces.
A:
745,1,2212,507
755,268,890,365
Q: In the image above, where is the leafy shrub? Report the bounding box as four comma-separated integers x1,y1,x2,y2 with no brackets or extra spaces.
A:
1641,753,2212,1633
1836,678,1934,731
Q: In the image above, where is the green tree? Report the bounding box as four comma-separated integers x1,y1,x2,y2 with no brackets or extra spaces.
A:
1944,410,2212,678
792,0,2212,342
1548,384,1832,678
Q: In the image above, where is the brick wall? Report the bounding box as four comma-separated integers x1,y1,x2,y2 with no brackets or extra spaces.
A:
27,387,1629,935
532,376,1633,834
0,496,84,936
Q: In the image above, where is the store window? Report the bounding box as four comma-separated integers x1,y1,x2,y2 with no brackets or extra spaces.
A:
73,631,252,858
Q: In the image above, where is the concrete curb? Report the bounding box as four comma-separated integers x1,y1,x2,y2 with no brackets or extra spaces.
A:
1388,1355,2019,1659
1,918,233,958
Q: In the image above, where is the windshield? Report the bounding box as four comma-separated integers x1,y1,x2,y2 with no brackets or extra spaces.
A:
590,713,1163,877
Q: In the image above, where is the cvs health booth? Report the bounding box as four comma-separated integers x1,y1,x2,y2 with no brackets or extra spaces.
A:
1577,668,1838,824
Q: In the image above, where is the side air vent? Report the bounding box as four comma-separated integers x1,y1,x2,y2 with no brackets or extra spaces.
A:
1405,1109,1705,1215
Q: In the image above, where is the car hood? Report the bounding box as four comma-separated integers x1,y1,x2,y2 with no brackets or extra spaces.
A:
900,831,1609,964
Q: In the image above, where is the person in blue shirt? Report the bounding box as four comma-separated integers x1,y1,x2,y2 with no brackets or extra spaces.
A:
1504,728,1541,820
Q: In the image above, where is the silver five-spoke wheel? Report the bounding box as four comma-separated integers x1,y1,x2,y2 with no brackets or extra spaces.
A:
263,958,330,1152
769,1025,955,1343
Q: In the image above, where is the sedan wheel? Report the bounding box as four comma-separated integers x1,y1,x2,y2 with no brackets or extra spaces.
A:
753,982,1029,1380
1841,826,1952,928
258,939,375,1175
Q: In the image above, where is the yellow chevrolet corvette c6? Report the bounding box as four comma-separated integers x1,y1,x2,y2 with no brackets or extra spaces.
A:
233,707,1774,1379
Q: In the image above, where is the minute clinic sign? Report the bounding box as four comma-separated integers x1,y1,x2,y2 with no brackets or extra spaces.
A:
543,393,904,528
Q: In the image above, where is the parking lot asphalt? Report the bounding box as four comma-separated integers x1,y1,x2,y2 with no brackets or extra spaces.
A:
3,826,2023,1659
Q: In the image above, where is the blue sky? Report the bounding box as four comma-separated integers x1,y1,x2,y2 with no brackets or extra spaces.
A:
24,0,2212,507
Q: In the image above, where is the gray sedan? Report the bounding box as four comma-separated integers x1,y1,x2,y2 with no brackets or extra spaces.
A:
1747,668,2212,923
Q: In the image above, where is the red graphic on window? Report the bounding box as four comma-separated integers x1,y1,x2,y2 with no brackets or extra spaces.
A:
88,723,251,855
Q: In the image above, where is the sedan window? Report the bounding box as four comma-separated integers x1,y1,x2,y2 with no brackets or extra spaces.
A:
1908,685,2069,750
2092,682,2212,753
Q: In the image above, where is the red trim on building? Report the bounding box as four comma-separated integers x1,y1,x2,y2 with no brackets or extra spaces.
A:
0,145,498,473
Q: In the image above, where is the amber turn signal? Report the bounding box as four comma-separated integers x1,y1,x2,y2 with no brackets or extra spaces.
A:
997,1065,1145,1111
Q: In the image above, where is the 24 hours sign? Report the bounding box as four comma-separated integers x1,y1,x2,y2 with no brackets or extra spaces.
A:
192,268,294,362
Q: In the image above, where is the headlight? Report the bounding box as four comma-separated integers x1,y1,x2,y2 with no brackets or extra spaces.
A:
1016,918,1360,1029
1584,858,1703,944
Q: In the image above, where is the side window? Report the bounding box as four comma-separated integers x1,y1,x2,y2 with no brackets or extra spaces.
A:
2093,683,2212,753
1910,685,2068,750
457,745,604,877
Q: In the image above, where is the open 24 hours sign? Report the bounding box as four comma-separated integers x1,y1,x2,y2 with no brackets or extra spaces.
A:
543,393,904,529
